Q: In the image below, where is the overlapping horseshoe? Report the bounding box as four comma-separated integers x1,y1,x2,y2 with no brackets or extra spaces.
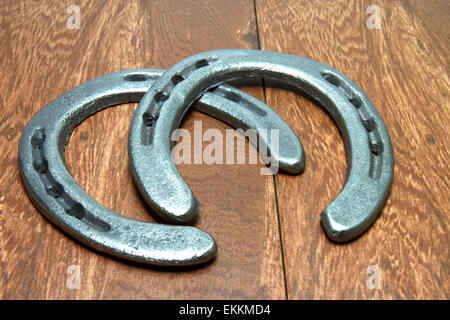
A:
19,69,304,265
129,49,394,242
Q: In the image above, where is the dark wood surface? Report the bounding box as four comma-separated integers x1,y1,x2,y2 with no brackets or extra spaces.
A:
0,0,448,299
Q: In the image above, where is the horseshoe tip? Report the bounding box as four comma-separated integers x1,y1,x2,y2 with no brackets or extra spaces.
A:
279,150,306,175
178,227,217,265
197,234,217,263
162,196,200,223
320,210,357,243
277,136,306,174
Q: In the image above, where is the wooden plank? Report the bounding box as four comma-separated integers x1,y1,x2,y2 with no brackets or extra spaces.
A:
0,0,285,299
255,0,449,299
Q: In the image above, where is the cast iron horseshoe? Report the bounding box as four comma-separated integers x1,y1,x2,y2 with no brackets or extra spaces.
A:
19,69,303,265
129,49,394,242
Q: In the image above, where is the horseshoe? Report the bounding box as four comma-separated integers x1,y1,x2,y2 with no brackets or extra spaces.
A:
18,68,303,265
129,50,394,242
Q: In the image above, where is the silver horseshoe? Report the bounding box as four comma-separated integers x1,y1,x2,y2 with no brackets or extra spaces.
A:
19,69,303,265
129,50,394,242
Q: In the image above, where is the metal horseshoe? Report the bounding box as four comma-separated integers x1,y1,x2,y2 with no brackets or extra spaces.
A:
129,49,394,242
19,68,303,265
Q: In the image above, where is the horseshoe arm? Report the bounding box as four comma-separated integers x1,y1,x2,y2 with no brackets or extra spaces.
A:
197,84,304,175
129,50,394,242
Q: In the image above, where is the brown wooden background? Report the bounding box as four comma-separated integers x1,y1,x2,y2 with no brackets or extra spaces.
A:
0,0,448,299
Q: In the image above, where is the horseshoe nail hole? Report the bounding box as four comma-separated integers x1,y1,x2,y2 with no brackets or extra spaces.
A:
122,73,153,82
370,144,380,156
33,159,48,173
362,118,376,132
154,91,169,103
348,95,362,108
46,183,64,198
212,86,267,117
31,129,46,148
195,59,209,69
32,136,45,147
65,202,85,219
224,90,242,103
143,112,157,127
320,71,341,87
171,75,184,85
321,71,363,109
87,217,111,232
40,171,47,176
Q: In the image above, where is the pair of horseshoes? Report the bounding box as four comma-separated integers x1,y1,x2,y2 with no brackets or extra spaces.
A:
19,50,393,266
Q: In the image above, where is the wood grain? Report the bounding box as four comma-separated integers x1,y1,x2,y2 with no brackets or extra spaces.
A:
256,0,449,299
0,0,284,299
0,0,448,299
